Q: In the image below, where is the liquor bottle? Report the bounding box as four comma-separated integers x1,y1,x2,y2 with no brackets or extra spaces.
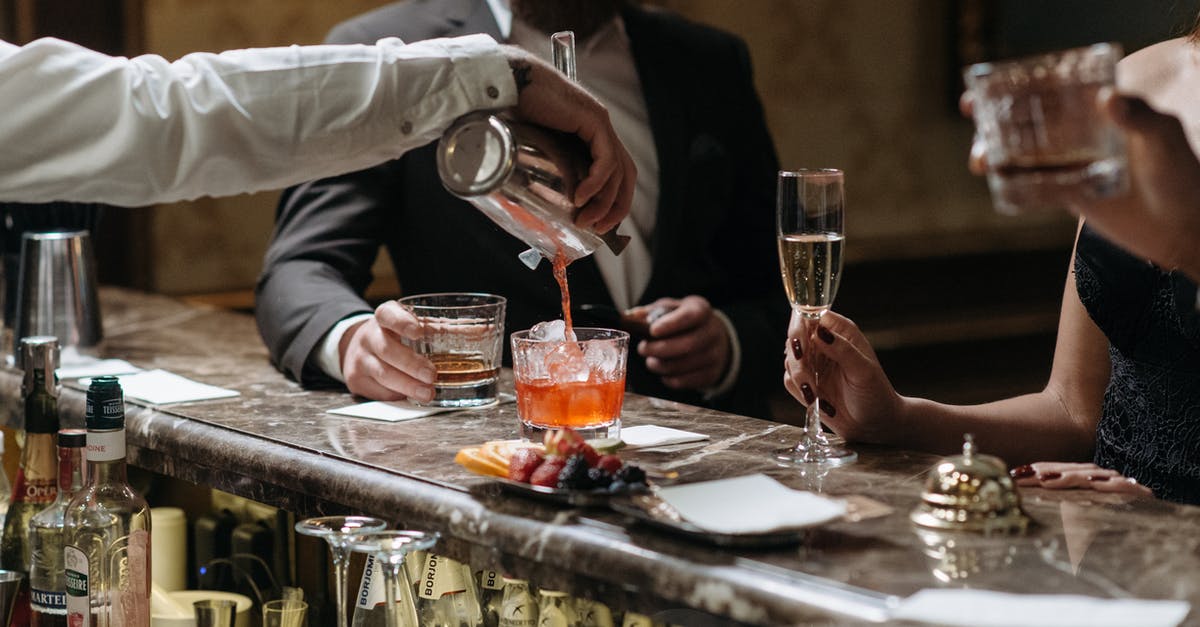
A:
64,376,152,627
416,553,485,627
1,336,61,626
0,431,11,530
29,428,87,627
478,570,504,627
497,578,537,627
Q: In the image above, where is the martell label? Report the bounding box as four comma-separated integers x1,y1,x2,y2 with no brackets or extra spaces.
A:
30,587,66,612
64,545,90,627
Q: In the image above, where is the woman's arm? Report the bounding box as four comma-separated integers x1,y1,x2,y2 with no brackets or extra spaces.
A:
786,222,1112,463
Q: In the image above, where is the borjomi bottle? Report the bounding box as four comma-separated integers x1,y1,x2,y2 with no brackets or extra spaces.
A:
535,589,577,627
64,376,151,627
29,428,87,627
351,552,419,627
478,570,505,627
416,553,485,626
497,578,537,627
0,337,61,626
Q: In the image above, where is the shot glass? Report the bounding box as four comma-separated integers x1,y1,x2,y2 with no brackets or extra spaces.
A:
964,42,1128,214
510,327,628,441
398,293,506,407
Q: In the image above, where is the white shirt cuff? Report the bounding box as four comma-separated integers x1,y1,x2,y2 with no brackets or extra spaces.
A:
701,309,741,401
314,313,374,383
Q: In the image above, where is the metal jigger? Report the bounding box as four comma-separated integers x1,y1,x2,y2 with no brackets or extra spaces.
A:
194,599,238,627
0,571,24,625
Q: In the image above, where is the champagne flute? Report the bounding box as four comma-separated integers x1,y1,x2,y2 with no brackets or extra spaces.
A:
776,169,857,466
295,515,388,627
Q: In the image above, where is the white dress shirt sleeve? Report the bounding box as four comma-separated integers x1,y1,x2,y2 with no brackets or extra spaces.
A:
0,35,516,205
314,313,375,383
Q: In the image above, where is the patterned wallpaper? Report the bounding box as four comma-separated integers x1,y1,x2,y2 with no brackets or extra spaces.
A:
140,0,1076,294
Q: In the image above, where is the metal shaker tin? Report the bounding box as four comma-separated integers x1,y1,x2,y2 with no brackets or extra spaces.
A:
437,112,629,268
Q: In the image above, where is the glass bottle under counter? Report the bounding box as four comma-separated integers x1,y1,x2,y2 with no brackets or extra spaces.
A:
535,589,578,627
416,553,484,627
1,336,61,626
29,428,87,627
64,376,151,627
497,577,536,627
477,569,504,627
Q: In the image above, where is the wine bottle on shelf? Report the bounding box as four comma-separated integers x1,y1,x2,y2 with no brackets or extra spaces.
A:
29,428,87,627
64,375,151,627
0,336,61,627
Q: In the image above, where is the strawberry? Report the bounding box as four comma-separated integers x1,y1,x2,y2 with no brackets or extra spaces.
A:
596,454,623,475
529,457,566,488
508,448,546,483
544,428,585,457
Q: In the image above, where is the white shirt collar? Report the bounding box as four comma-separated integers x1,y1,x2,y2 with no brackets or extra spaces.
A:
484,0,513,39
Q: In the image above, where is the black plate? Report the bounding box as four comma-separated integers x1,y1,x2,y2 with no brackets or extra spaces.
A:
609,493,820,548
481,475,621,507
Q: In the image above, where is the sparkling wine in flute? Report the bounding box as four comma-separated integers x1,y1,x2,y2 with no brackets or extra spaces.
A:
778,233,844,315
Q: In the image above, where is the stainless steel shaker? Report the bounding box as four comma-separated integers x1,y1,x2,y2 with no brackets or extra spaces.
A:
436,30,629,269
13,230,102,366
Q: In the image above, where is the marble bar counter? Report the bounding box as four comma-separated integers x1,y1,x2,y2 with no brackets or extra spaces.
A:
4,288,1200,625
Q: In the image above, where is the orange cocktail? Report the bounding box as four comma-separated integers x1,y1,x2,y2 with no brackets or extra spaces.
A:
511,328,628,440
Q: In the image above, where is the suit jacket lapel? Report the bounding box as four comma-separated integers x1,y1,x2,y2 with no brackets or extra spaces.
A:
621,5,687,304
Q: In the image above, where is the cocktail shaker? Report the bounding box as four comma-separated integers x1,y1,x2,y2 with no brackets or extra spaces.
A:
437,31,629,269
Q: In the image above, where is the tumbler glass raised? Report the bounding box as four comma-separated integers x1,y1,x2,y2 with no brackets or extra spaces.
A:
964,42,1127,214
397,293,506,407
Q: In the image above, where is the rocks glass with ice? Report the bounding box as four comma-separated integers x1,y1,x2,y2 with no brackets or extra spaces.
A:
510,321,629,441
397,293,506,407
964,42,1128,214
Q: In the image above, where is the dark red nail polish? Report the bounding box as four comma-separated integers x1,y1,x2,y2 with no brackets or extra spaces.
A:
801,383,815,405
791,337,803,360
1009,464,1035,479
820,400,836,417
1038,472,1062,481
817,326,835,344
1088,475,1111,482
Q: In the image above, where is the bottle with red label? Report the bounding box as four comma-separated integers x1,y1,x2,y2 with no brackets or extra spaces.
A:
0,336,62,626
64,375,151,627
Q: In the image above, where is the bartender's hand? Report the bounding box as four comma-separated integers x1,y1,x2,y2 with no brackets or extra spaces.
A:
1009,462,1154,498
501,45,635,234
636,296,730,391
339,301,437,402
784,310,903,443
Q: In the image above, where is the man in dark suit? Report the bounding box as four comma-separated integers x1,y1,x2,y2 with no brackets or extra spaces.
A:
255,0,786,418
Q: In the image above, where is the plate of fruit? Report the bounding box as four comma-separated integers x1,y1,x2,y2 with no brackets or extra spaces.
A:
455,429,650,506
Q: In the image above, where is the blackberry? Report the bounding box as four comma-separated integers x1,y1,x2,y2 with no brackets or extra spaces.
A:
556,454,592,490
615,464,647,486
587,467,613,488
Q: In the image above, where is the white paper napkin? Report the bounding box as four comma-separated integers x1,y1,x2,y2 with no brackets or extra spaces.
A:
58,358,143,380
893,589,1190,627
654,474,846,534
81,369,239,405
328,393,515,423
620,425,710,448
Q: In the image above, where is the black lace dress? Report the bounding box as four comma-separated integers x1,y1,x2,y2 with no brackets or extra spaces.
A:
1074,226,1200,504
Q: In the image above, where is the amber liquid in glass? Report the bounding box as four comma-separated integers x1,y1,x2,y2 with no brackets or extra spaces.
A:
514,377,625,429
